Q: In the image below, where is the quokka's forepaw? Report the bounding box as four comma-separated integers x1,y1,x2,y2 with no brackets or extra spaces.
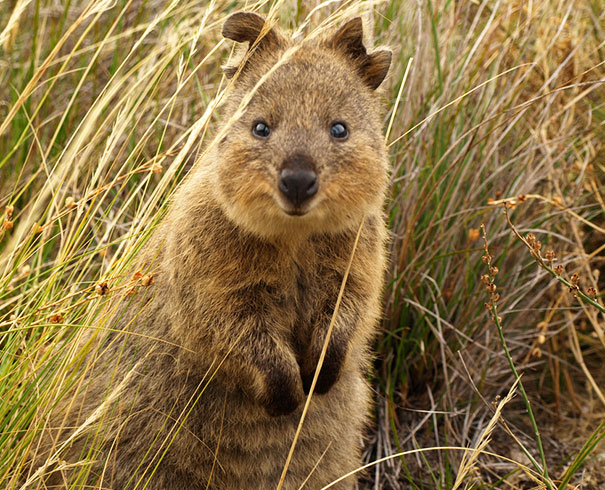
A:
313,362,341,395
300,343,345,395
263,368,304,416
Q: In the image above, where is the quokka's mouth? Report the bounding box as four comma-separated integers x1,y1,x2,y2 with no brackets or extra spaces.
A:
284,209,307,217
275,195,318,217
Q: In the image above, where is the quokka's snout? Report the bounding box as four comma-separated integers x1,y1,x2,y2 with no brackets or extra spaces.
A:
278,153,318,212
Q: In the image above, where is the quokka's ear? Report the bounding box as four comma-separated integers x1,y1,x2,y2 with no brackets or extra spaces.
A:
221,12,284,79
329,17,392,90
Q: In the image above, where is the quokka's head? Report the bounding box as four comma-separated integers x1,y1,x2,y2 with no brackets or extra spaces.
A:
212,12,391,238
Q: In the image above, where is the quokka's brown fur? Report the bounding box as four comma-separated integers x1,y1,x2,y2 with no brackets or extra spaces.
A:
36,11,391,490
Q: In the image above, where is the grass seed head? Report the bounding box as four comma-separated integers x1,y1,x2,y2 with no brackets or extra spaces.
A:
65,196,76,209
5,205,14,218
552,195,564,207
2,219,14,231
18,264,31,278
49,313,64,324
141,274,154,287
468,228,480,242
95,281,109,296
544,250,556,265
570,273,580,286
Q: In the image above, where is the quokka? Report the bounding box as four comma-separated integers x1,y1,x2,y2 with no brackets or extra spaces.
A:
36,11,391,490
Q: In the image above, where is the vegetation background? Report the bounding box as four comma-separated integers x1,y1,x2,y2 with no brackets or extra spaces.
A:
0,0,603,488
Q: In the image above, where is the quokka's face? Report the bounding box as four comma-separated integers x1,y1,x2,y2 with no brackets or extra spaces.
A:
214,13,391,237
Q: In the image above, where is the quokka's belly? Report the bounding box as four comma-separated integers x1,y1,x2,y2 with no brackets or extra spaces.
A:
200,366,369,490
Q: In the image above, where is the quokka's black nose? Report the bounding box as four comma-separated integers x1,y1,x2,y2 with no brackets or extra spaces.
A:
278,168,318,207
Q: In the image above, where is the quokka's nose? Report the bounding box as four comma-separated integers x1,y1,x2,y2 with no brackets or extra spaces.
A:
278,168,318,207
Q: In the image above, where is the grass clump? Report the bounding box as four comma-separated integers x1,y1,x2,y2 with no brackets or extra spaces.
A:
1,0,604,488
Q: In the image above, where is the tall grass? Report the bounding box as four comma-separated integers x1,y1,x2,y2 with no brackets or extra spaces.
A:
1,0,603,488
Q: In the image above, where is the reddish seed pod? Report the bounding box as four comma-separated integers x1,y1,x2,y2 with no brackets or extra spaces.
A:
467,228,480,242
95,281,109,296
49,313,64,324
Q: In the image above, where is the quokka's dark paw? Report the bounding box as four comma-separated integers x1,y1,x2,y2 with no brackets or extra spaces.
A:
263,369,304,417
300,344,345,395
313,358,341,394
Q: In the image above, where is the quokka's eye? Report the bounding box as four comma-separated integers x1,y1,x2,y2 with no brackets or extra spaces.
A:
330,122,348,140
252,120,271,139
